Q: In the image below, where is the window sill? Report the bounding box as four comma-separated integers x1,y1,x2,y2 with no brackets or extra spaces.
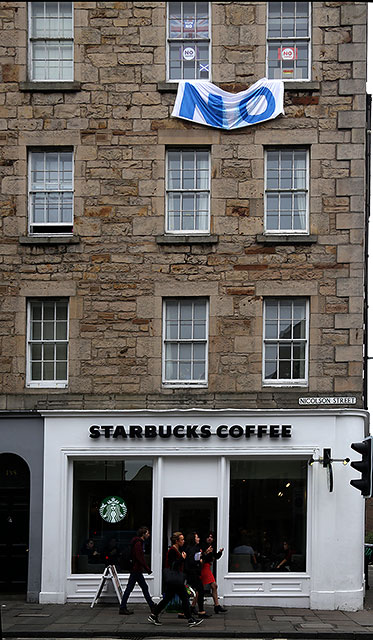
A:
26,383,68,389
262,382,308,388
157,81,179,93
156,234,218,245
256,234,317,245
157,81,320,94
19,81,81,92
19,235,80,245
284,81,320,91
163,383,208,389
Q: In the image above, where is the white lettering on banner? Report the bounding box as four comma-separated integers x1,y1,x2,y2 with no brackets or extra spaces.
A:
298,396,357,405
172,77,284,130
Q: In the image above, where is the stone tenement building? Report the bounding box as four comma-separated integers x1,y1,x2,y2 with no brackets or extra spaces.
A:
0,1,370,612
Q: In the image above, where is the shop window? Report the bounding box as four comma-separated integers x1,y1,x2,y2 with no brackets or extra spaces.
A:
72,459,153,574
28,149,74,235
229,459,307,573
26,298,69,388
166,149,210,233
29,2,74,82
163,298,208,386
267,2,311,80
265,148,309,233
168,2,210,81
263,298,308,385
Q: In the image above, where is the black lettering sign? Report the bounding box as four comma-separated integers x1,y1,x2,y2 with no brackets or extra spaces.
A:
113,425,127,439
88,423,292,440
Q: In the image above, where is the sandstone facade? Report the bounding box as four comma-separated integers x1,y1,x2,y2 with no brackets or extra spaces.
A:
0,1,368,411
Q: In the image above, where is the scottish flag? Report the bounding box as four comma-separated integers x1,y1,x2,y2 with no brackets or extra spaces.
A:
172,78,284,130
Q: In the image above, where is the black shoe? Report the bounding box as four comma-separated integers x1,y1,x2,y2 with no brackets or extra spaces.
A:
214,605,227,613
148,613,162,626
188,617,204,627
198,612,211,618
119,607,134,615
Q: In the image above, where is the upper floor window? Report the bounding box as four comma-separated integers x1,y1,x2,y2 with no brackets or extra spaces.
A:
168,2,210,81
265,148,309,233
163,298,208,386
267,2,310,80
263,298,308,385
166,149,210,233
28,149,73,235
29,2,73,81
27,299,69,388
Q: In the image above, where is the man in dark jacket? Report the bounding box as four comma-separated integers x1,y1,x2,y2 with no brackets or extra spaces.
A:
119,526,155,615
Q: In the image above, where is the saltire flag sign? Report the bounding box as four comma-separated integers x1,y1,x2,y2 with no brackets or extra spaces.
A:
172,78,284,130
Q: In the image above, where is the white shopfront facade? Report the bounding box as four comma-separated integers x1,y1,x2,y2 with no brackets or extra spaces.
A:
40,408,368,611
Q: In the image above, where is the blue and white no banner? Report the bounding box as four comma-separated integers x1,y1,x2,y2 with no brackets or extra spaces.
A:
172,78,284,130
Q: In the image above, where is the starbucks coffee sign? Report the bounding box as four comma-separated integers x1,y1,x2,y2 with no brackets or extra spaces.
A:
99,496,127,523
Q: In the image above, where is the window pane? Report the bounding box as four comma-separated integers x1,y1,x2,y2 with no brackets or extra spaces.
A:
56,361,67,379
43,361,55,380
31,361,42,380
31,343,42,362
229,460,307,572
43,343,55,361
31,321,42,340
71,460,153,574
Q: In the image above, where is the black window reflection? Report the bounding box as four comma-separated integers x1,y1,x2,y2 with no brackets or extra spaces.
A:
72,460,153,574
229,460,307,572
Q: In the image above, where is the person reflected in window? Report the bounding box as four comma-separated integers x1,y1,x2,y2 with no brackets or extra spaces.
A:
80,538,101,564
274,540,293,571
232,529,257,570
103,537,121,568
201,532,227,614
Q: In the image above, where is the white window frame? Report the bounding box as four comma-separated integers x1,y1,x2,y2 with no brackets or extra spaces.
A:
165,148,211,234
264,147,309,234
28,148,74,235
262,298,309,387
167,1,211,82
162,298,209,387
26,298,69,389
28,1,74,82
266,1,311,81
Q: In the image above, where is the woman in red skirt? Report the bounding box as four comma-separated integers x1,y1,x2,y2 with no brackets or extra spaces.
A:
200,532,227,614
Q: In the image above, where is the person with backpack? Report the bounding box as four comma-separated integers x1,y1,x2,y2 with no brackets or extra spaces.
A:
119,526,155,615
148,531,204,628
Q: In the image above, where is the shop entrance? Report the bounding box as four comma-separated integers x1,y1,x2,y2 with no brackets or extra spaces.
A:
0,453,30,594
162,497,217,557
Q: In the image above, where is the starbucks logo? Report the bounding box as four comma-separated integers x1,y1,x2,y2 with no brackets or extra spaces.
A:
99,496,127,523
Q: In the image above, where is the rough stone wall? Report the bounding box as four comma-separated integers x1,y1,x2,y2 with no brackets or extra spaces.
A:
0,2,368,410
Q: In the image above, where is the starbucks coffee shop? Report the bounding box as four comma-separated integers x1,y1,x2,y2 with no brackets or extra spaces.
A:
40,408,367,611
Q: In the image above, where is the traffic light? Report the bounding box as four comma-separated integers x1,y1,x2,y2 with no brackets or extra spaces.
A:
350,436,373,498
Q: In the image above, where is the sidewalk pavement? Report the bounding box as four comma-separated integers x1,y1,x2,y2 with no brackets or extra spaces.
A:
2,592,373,639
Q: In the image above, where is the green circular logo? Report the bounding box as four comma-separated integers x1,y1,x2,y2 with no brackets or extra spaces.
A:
99,496,127,523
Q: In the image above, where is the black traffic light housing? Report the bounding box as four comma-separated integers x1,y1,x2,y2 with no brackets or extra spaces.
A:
350,436,373,498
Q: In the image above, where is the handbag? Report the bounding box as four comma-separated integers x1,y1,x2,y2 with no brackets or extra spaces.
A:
163,567,186,587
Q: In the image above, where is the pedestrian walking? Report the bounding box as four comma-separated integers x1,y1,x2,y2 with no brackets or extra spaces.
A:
148,531,204,628
119,526,155,615
201,531,227,614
